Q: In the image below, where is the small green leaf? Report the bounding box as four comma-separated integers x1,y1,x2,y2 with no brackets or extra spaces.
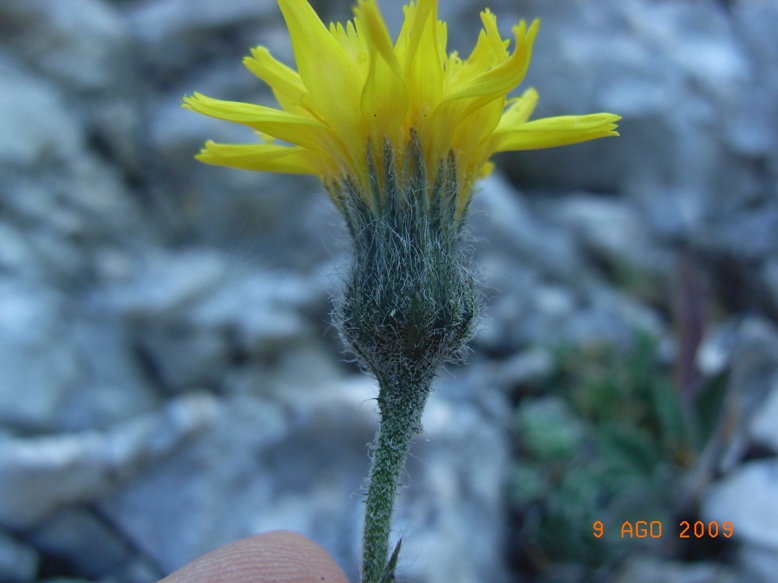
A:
378,539,402,583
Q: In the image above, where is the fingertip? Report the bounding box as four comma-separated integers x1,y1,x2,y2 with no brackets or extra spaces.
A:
160,530,350,583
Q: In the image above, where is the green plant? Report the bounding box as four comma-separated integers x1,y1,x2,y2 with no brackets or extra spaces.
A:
509,331,727,574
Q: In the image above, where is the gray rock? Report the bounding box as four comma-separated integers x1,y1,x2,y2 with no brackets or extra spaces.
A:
137,324,232,392
98,385,375,578
749,379,778,453
188,267,321,353
0,220,49,281
27,506,163,582
474,173,587,285
126,0,277,77
740,544,778,583
128,0,276,42
27,507,132,579
105,247,229,320
563,282,664,346
0,0,144,174
0,54,148,261
723,82,777,158
702,459,778,551
392,391,513,583
716,318,778,472
549,192,673,276
222,337,352,403
762,258,778,314
613,554,740,583
476,269,664,352
491,0,772,251
101,246,326,392
0,393,217,528
97,369,512,583
0,277,158,432
729,1,778,159
696,318,740,378
0,53,82,168
702,459,778,583
0,528,39,583
0,280,83,430
696,201,778,262
473,174,665,351
149,80,334,265
56,310,160,431
474,274,573,351
0,0,130,91
489,347,555,391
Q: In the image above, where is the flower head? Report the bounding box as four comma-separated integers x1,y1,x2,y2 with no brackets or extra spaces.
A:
184,6,620,578
183,0,620,219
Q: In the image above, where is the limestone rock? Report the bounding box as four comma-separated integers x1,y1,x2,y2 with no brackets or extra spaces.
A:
0,394,217,528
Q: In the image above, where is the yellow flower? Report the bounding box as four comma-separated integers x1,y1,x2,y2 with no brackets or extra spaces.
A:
183,0,620,218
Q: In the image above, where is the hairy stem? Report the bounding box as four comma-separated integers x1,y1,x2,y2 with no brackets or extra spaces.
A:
361,372,431,583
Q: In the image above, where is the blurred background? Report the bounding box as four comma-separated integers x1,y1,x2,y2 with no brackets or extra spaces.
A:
0,0,777,581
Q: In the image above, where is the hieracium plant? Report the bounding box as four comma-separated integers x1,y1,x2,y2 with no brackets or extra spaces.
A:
183,0,619,580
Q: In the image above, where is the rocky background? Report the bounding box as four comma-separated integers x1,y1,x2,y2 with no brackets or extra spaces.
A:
0,0,777,582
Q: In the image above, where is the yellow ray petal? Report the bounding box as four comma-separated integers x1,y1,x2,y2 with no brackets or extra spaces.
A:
444,20,538,111
396,0,437,73
355,1,403,78
330,20,370,83
396,0,447,174
451,9,507,89
242,47,309,117
478,161,494,178
277,0,364,141
182,93,342,154
451,95,504,212
496,87,539,131
480,10,508,59
355,0,409,151
427,19,537,165
184,0,621,198
452,95,504,161
195,141,331,175
401,0,443,115
492,113,622,151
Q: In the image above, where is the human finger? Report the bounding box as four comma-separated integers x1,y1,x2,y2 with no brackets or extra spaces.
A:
159,529,350,583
